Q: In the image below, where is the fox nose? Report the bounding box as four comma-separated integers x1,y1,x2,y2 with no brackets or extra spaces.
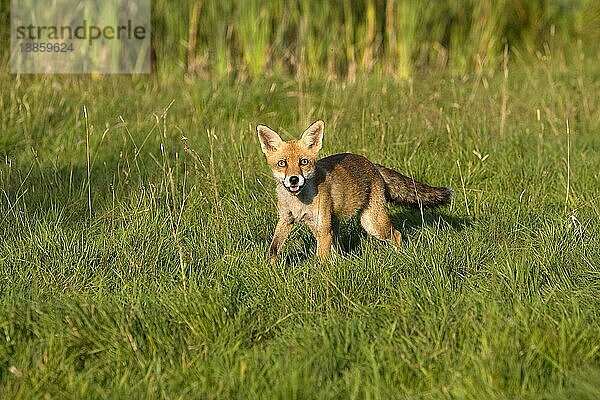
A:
289,176,300,185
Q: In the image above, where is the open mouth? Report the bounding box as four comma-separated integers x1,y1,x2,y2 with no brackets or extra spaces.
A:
286,185,303,194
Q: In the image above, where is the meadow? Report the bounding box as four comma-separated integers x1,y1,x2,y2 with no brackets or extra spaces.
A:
2,1,600,398
1,51,599,398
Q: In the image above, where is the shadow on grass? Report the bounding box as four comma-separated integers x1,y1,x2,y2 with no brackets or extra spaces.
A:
277,208,472,265
392,207,473,234
281,249,314,266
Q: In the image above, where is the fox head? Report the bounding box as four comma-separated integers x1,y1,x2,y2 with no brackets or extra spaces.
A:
257,120,324,195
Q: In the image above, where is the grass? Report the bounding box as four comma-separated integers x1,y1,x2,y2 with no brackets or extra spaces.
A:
147,0,600,78
1,51,600,398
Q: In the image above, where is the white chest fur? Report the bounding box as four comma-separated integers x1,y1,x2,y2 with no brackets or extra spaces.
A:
276,184,323,231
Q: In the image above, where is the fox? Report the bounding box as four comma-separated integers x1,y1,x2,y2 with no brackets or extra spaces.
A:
257,120,453,263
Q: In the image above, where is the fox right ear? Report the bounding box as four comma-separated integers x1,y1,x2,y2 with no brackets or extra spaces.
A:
257,125,283,154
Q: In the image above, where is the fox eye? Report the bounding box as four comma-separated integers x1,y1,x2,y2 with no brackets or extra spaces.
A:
277,160,287,167
300,158,309,166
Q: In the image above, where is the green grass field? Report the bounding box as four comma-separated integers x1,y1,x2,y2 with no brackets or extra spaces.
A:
1,53,600,398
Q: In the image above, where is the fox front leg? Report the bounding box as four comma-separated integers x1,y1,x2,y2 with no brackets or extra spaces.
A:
313,213,334,262
268,217,293,264
316,230,333,262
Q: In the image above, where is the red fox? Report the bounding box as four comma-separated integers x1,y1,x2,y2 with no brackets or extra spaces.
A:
257,120,453,263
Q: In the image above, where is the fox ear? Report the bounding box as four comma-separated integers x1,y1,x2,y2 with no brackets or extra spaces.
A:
257,125,283,154
300,120,324,151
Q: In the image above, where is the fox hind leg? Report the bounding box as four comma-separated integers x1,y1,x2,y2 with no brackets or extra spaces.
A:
359,193,402,248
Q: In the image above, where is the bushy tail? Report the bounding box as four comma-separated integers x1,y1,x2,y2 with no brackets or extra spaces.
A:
375,164,453,208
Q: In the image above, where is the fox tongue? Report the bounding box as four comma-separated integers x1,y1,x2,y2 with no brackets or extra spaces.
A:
289,186,300,193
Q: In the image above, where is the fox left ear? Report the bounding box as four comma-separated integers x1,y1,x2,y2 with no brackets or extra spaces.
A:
300,120,324,151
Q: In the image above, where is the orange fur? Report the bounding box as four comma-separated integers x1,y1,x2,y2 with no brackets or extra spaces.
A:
257,120,452,263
